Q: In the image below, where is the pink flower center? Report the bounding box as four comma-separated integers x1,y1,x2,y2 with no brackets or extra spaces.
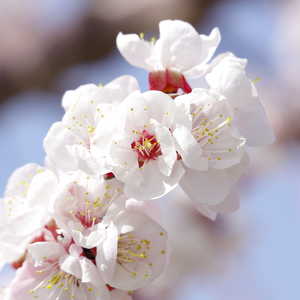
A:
131,130,161,166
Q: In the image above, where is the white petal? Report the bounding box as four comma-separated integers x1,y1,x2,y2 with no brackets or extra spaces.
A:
43,122,79,173
104,75,140,100
116,32,161,71
66,144,110,175
124,160,185,200
207,51,235,73
233,106,275,147
158,20,220,76
59,254,83,279
225,152,249,183
78,256,103,287
207,184,239,214
151,119,176,176
179,165,231,205
126,199,163,226
173,124,208,171
96,223,118,283
4,163,46,198
28,241,67,264
142,91,177,129
27,171,58,209
106,133,142,186
206,56,275,146
0,206,49,236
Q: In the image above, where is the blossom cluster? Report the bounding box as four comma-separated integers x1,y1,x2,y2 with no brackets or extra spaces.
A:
0,20,274,300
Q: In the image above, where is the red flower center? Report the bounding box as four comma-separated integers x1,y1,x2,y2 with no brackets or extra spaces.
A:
131,130,162,167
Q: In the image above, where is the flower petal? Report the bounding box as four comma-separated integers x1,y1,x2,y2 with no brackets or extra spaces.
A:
179,165,231,205
124,160,185,200
43,122,79,173
173,124,208,171
116,32,161,71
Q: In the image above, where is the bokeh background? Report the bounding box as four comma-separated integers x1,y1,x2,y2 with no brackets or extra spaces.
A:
1,0,300,299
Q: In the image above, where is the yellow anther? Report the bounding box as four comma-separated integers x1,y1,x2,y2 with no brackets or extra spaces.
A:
70,211,74,214
78,229,81,232
145,274,148,277
151,37,155,43
139,167,142,170
67,198,70,201
161,250,165,254
228,149,232,151
64,288,68,291
218,158,221,160
41,286,45,289
144,107,147,110
199,107,202,111
89,288,92,291
65,275,69,278
165,111,168,115
132,130,135,133
253,77,259,82
132,272,136,276
47,284,52,289
83,114,86,118
87,210,91,213
98,83,103,87
207,103,210,106
130,108,133,111
90,100,93,103
80,212,84,215
160,232,163,235
149,263,152,266
140,32,144,39
74,181,77,184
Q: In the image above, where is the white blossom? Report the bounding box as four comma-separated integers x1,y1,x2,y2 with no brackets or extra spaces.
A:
11,242,109,300
206,54,275,147
172,89,245,211
96,211,168,291
117,19,220,93
100,90,188,200
44,75,140,175
0,163,59,236
51,171,126,249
